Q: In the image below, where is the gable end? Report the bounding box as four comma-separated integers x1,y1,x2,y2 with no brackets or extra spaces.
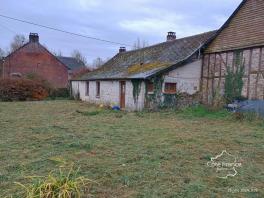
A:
205,0,264,53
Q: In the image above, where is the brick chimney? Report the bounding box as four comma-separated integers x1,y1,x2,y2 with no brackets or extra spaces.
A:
119,47,126,53
29,33,39,43
167,32,176,41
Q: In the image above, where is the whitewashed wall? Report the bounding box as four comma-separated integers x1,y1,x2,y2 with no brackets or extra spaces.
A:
71,60,202,111
163,60,202,94
71,80,145,111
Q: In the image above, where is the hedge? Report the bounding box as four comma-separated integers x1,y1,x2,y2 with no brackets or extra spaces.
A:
0,78,49,101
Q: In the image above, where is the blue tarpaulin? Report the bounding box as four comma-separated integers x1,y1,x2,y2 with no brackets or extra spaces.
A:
236,100,264,117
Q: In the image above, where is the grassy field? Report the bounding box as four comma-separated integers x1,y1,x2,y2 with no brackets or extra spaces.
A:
0,101,263,197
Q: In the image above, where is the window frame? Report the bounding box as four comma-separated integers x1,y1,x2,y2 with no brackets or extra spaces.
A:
96,81,100,98
164,82,177,94
146,81,154,94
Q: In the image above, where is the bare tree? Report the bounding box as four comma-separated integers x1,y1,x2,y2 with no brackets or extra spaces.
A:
10,34,27,52
52,50,63,57
0,48,6,59
71,50,87,65
92,57,104,68
133,38,149,50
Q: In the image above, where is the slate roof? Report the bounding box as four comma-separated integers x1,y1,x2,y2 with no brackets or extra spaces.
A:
78,30,217,80
57,56,85,71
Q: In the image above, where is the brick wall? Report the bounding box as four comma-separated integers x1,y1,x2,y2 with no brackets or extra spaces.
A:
3,42,69,88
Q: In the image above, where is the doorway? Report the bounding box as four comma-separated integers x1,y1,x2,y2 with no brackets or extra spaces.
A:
120,81,126,109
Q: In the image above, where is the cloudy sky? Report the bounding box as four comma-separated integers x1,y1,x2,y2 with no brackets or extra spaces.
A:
0,0,242,65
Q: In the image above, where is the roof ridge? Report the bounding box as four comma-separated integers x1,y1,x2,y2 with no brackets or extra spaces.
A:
120,30,217,55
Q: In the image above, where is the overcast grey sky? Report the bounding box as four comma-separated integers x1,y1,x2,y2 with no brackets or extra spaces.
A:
0,0,242,64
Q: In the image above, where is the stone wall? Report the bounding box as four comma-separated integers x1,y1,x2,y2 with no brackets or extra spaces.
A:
71,80,146,111
71,60,203,111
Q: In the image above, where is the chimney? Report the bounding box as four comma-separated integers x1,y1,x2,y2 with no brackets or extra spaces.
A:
167,32,176,41
29,33,39,43
119,47,126,53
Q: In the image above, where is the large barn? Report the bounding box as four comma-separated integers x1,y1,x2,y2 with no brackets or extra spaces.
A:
71,31,216,111
201,0,264,104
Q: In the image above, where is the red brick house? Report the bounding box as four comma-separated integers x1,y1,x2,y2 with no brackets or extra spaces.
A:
1,33,69,88
201,0,264,104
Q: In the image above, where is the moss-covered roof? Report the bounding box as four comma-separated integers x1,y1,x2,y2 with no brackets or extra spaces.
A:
77,31,216,80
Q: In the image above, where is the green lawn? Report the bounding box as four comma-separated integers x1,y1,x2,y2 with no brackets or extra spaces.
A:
0,101,263,197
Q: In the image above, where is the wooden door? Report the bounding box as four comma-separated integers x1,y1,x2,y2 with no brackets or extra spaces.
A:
120,81,126,109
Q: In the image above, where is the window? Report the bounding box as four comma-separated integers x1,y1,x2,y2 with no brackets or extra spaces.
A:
85,81,89,96
96,81,100,97
164,83,177,94
147,81,154,93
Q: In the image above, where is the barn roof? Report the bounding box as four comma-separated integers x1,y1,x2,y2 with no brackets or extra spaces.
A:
56,56,85,71
77,31,216,81
202,0,247,52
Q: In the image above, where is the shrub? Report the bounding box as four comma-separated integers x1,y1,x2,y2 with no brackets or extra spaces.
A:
15,166,93,198
224,51,245,103
49,88,70,99
0,78,49,101
25,72,53,90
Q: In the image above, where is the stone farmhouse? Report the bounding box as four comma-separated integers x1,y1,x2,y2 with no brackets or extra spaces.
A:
71,0,264,111
71,31,216,111
1,33,86,88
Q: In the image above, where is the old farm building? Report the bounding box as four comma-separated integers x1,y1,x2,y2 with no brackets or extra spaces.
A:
1,33,86,88
71,31,216,111
201,0,264,104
